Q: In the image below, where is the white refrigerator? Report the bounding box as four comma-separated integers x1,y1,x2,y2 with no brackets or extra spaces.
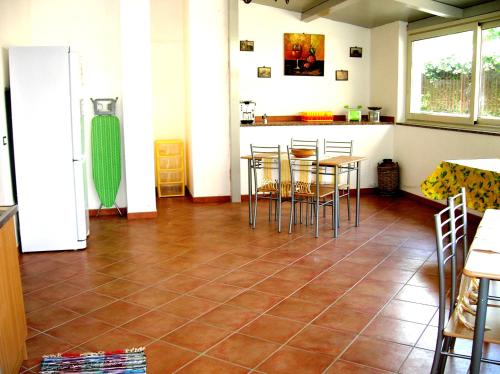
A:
8,46,89,252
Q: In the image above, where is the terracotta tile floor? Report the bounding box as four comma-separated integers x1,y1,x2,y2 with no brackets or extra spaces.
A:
18,195,500,373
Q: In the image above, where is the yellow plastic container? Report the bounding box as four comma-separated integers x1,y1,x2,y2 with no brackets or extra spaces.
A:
300,111,333,122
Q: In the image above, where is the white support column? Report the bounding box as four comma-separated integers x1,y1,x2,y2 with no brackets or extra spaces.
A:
185,0,231,199
120,0,157,215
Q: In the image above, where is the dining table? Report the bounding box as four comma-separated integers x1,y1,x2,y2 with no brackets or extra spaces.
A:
241,153,367,237
463,208,500,373
421,158,500,212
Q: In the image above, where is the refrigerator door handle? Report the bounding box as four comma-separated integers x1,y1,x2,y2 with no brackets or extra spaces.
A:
2,136,6,145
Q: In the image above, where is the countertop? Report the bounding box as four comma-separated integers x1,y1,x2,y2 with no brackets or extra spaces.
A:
0,205,17,229
241,121,394,127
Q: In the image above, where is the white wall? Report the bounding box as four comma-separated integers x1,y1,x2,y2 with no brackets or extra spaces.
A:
239,4,372,117
0,0,126,210
151,0,186,142
120,0,156,214
240,125,395,194
185,0,231,198
0,0,31,206
370,21,407,121
395,126,500,196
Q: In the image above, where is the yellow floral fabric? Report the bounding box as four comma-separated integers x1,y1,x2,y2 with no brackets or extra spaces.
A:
421,161,500,212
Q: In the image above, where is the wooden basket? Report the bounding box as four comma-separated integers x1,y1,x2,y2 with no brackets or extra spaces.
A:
377,160,399,195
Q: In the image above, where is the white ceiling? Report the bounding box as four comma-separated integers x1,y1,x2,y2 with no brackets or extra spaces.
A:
248,0,496,28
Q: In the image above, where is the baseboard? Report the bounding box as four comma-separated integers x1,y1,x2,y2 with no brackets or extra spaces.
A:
89,208,127,217
400,190,482,225
185,187,231,203
127,211,158,219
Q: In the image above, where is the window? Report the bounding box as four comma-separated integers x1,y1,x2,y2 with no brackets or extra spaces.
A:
479,24,500,121
407,17,500,128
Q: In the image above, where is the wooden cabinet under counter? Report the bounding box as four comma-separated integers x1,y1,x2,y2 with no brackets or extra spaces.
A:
0,207,27,374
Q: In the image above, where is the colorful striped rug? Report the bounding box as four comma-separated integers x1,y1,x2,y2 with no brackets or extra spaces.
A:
39,347,146,373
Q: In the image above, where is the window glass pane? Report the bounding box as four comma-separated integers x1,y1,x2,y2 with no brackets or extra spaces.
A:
410,31,474,117
479,26,500,119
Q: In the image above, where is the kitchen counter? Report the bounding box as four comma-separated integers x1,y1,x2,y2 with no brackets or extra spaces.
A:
0,205,17,229
241,121,394,127
0,203,26,374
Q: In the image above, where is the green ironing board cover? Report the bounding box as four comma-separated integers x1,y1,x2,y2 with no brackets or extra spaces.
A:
91,115,121,208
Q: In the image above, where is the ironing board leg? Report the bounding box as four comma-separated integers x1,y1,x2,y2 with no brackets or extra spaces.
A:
114,203,124,217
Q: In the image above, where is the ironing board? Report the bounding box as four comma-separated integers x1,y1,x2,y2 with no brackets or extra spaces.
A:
91,115,121,211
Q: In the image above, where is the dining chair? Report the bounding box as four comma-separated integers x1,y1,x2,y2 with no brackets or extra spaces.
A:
431,188,500,374
323,140,353,220
250,144,283,232
287,145,335,238
448,187,468,268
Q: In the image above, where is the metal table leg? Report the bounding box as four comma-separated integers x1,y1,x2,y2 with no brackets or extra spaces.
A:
334,166,339,238
470,277,489,373
247,159,253,225
355,161,361,227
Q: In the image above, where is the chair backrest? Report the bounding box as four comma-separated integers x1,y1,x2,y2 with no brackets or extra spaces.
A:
250,144,281,188
434,204,458,331
324,140,353,185
448,187,468,267
291,138,319,150
287,145,319,194
324,140,353,156
433,188,467,335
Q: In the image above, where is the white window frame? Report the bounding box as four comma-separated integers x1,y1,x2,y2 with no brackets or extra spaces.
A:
406,13,500,129
478,19,500,128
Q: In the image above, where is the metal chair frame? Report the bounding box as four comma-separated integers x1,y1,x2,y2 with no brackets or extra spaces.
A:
290,139,320,224
324,140,353,220
287,145,334,238
250,144,282,232
432,187,500,373
291,138,319,150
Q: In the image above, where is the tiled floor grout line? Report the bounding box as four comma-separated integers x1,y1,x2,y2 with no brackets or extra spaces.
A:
25,212,342,371
254,216,410,373
165,217,379,372
322,229,441,374
23,199,436,372
172,203,407,372
22,206,364,368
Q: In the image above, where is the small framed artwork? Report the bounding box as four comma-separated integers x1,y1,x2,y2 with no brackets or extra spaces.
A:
240,40,254,51
257,66,271,78
335,70,348,81
350,46,362,58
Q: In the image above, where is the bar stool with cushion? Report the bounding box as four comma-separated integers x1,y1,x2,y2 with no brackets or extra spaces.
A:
287,145,335,238
250,144,283,232
431,188,500,373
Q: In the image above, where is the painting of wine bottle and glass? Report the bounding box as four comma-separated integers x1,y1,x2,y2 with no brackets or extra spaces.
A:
284,33,325,76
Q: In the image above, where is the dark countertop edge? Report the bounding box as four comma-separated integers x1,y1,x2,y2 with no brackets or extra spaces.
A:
241,121,395,127
396,122,500,137
0,205,18,229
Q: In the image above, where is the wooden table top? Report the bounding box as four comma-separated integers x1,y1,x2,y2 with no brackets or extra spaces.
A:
241,154,367,166
463,209,500,280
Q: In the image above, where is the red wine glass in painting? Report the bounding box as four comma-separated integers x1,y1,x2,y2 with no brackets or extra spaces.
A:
291,43,302,70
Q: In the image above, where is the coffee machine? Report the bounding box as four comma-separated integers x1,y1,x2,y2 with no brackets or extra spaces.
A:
240,100,256,124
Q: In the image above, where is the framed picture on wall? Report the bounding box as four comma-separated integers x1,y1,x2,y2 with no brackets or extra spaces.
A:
335,70,348,81
350,46,362,58
240,40,254,51
284,33,325,76
257,66,271,78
